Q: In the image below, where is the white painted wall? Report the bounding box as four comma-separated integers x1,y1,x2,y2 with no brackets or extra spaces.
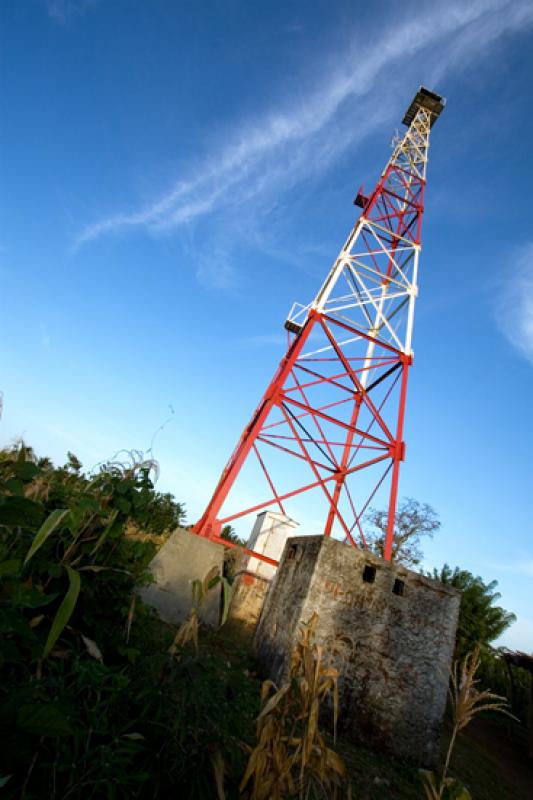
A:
244,511,299,580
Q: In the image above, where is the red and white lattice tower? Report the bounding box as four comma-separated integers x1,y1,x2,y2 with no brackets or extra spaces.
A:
193,87,445,564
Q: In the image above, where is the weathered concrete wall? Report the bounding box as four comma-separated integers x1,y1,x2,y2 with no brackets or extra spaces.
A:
227,571,271,631
138,529,223,627
255,536,460,766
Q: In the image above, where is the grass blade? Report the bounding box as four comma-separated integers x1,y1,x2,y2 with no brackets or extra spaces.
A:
211,750,226,800
43,565,80,658
89,509,119,556
24,509,69,565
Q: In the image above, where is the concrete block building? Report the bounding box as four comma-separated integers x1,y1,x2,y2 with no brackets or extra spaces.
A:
255,535,460,765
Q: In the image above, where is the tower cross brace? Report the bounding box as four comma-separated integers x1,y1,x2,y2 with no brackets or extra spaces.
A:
192,87,445,564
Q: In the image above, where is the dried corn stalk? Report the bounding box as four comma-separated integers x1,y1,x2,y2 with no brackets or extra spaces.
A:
168,564,224,657
240,613,350,800
168,607,199,655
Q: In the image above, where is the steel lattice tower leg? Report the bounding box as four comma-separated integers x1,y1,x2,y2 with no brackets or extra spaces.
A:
193,87,445,565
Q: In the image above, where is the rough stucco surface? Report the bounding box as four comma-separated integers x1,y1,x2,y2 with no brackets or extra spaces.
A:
254,536,460,766
138,529,223,627
228,571,271,630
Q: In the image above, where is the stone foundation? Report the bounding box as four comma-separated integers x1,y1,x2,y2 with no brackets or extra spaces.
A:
254,535,460,766
227,571,271,631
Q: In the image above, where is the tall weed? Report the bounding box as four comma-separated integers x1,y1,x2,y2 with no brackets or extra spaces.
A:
240,613,351,800
0,443,255,798
420,645,515,800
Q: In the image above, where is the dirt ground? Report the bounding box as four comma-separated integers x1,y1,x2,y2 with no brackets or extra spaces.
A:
216,626,533,799
450,716,533,800
325,713,533,799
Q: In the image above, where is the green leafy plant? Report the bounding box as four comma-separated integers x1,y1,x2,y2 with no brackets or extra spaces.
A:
169,565,234,657
431,565,516,659
0,444,165,795
0,442,257,799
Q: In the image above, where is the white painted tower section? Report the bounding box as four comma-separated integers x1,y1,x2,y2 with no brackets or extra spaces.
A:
285,106,433,362
244,511,299,580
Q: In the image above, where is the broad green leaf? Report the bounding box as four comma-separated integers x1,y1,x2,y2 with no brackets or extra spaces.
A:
0,558,21,578
116,497,131,514
14,462,39,481
0,776,12,788
4,478,24,495
47,563,63,578
66,505,85,536
12,585,59,609
43,565,80,658
442,780,472,800
90,509,119,555
17,703,72,737
191,578,204,606
74,495,100,514
24,508,69,565
0,496,44,528
207,574,221,592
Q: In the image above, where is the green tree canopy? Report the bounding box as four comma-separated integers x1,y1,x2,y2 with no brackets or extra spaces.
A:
431,564,516,658
220,524,245,547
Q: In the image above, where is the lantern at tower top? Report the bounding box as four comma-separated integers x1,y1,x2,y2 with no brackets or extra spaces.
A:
402,86,445,128
285,85,445,357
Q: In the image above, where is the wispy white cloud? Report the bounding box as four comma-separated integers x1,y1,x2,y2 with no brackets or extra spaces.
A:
194,246,238,290
483,558,533,578
74,1,533,269
426,0,533,84
497,242,533,364
44,0,100,25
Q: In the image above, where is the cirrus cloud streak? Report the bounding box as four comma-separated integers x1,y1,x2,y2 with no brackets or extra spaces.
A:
74,0,533,255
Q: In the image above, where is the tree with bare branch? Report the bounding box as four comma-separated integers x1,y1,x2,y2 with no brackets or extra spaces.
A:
365,497,440,568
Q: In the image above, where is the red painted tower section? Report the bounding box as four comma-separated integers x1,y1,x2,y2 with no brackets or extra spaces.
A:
192,88,445,564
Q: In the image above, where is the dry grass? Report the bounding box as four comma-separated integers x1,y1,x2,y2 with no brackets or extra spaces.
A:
421,645,515,800
124,520,170,549
240,613,351,800
168,565,223,657
168,607,200,656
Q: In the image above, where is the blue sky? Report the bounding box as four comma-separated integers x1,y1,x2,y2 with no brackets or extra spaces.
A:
1,0,533,649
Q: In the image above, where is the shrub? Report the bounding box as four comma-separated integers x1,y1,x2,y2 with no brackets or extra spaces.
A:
0,443,257,798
